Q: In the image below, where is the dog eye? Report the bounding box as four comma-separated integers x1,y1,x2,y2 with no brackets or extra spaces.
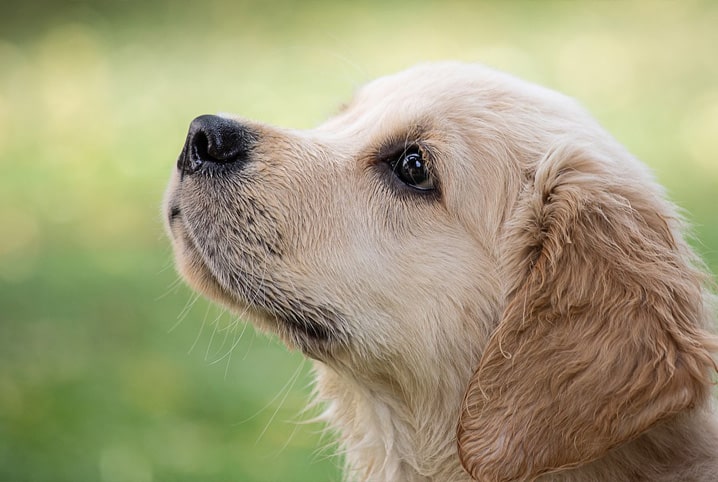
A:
389,148,434,191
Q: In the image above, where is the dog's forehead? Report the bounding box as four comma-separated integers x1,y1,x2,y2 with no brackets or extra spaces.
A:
316,62,571,138
315,63,494,138
357,63,489,112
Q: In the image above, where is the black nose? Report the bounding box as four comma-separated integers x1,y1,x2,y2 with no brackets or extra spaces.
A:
177,115,255,176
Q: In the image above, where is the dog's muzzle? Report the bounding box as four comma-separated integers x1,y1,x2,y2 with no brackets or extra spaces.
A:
177,114,256,177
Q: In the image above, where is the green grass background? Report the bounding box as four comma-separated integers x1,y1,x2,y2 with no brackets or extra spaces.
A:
1,1,717,481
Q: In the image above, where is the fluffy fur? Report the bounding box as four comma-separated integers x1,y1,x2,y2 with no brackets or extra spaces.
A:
164,62,718,481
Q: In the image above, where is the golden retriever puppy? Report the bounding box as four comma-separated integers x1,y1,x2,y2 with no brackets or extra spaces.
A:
164,62,718,481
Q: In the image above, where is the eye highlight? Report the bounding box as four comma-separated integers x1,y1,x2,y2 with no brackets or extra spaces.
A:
387,146,435,191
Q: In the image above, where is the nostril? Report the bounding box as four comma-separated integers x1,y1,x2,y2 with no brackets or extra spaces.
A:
188,130,209,172
177,114,257,176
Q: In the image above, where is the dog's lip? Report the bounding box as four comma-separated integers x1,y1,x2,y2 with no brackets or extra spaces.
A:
168,205,181,224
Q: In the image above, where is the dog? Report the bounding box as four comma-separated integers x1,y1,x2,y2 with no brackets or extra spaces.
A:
164,62,718,481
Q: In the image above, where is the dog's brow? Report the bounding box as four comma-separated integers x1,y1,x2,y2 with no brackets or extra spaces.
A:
374,125,430,159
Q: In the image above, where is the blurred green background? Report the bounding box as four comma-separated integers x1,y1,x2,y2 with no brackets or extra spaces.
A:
1,1,716,481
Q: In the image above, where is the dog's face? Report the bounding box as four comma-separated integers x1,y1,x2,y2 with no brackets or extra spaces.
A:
165,63,543,363
165,63,716,481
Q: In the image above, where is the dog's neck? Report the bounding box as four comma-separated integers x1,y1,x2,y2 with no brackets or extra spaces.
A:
313,360,472,481
313,362,718,482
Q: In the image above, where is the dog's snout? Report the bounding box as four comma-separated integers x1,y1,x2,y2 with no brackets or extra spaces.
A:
177,114,255,176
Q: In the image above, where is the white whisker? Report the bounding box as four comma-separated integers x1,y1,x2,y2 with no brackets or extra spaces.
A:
232,359,306,428
254,359,305,444
168,291,201,333
188,302,212,354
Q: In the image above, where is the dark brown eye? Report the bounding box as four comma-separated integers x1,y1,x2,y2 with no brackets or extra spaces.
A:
389,148,434,191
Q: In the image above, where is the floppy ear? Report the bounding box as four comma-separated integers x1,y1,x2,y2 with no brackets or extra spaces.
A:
457,144,717,481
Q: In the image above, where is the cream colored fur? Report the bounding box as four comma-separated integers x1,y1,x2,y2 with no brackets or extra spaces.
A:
165,62,718,481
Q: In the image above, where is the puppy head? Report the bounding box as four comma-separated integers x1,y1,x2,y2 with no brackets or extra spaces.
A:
165,63,537,365
164,62,716,478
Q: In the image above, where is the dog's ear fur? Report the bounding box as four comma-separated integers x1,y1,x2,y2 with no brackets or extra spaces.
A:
457,144,717,481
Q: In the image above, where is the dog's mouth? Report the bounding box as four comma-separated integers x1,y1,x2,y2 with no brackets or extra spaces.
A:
168,210,348,358
164,119,349,359
167,205,182,225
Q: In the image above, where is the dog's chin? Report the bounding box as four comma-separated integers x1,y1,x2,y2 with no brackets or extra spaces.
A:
168,221,345,360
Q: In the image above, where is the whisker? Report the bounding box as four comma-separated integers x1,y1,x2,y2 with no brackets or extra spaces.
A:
204,310,223,361
168,291,201,333
255,359,306,444
271,422,302,458
188,302,212,354
233,359,306,427
210,317,250,367
209,311,234,358
155,275,184,302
